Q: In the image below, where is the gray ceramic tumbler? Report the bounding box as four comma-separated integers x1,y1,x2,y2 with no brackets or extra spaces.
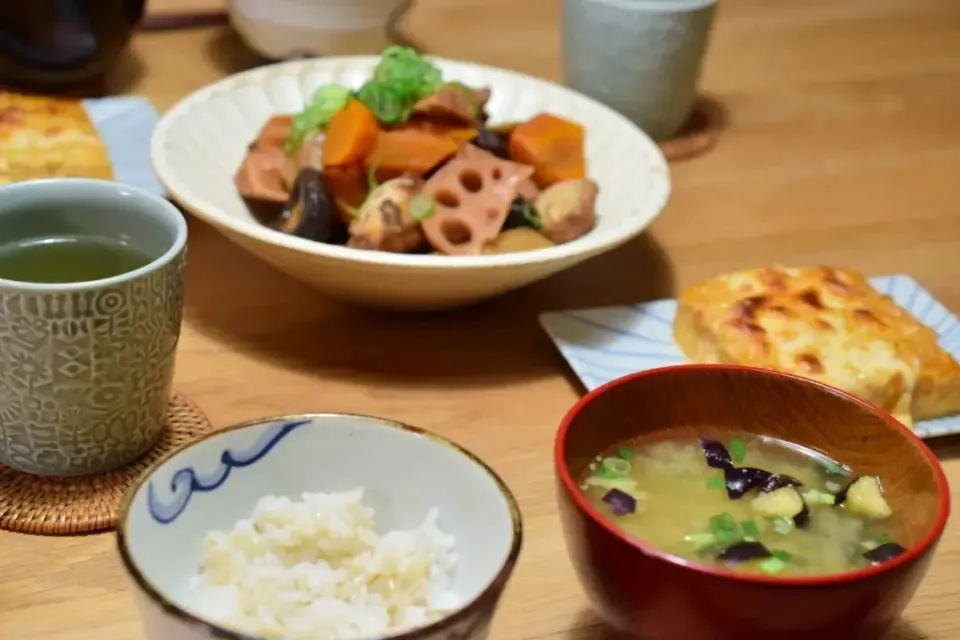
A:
563,0,716,141
0,179,187,476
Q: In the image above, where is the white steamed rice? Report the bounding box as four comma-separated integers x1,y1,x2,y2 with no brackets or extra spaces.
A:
188,488,459,639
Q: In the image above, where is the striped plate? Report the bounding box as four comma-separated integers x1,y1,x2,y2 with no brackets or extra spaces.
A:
83,97,163,196
540,275,960,439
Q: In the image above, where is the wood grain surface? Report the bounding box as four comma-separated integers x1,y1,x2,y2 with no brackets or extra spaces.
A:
3,0,960,638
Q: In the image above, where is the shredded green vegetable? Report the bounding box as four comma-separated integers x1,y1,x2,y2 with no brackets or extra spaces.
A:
356,45,444,125
729,437,746,464
285,83,353,153
521,200,542,229
617,445,634,460
710,513,741,545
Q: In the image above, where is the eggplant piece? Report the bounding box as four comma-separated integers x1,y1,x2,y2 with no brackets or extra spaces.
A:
750,486,807,523
836,476,892,520
472,127,510,159
757,473,803,494
271,168,346,243
793,503,811,529
719,541,772,565
602,488,637,516
863,542,906,565
700,437,734,470
724,466,772,499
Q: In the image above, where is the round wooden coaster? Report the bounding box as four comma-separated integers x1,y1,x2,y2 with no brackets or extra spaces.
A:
658,99,724,162
0,391,214,536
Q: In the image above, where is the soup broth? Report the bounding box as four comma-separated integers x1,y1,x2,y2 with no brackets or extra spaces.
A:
580,436,905,576
0,234,153,283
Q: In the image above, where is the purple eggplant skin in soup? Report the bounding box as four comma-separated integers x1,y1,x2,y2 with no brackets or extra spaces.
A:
863,542,907,565
724,467,773,500
758,473,803,494
602,489,637,516
700,437,734,470
719,541,772,565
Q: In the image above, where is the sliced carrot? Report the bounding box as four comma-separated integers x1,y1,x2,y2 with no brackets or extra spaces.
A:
322,99,379,168
508,113,586,188
396,118,479,144
324,163,369,223
364,129,460,182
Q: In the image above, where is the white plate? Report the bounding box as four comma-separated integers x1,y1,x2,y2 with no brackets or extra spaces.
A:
540,275,960,438
83,97,163,196
150,56,671,310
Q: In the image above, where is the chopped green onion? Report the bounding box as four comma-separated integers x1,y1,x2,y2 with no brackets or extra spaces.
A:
408,193,436,221
617,445,635,460
583,476,642,495
771,517,794,535
821,459,849,476
521,200,542,229
598,457,631,478
337,199,361,218
802,489,837,506
729,437,746,464
684,532,717,551
759,557,788,574
710,513,741,545
771,549,792,563
366,160,381,191
741,520,760,539
862,535,895,552
706,477,725,490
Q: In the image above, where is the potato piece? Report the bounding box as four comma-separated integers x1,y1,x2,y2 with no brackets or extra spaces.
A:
840,476,892,520
534,179,598,244
347,176,425,253
484,228,555,254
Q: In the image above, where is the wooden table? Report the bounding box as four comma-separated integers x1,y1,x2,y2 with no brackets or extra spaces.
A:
3,0,960,638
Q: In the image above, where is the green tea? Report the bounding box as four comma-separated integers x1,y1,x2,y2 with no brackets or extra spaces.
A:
0,234,153,284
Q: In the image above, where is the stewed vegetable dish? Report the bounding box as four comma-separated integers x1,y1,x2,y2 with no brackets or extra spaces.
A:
235,46,598,256
580,436,906,576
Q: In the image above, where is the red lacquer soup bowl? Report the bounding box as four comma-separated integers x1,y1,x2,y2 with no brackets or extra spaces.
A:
555,364,950,640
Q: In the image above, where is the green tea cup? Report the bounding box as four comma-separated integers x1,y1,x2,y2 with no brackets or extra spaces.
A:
0,179,187,476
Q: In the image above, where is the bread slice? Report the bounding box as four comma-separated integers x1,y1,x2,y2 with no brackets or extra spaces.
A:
673,266,960,427
0,91,113,185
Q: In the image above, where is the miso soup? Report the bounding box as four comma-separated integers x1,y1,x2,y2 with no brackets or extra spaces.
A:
580,436,905,576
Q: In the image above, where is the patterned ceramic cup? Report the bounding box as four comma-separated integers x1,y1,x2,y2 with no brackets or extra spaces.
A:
563,0,717,140
0,179,187,476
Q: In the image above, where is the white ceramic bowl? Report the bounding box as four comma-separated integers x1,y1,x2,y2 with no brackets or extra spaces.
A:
117,414,523,640
228,0,411,58
151,56,671,310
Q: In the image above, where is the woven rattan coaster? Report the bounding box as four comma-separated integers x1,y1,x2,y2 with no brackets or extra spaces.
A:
0,391,214,536
658,98,723,162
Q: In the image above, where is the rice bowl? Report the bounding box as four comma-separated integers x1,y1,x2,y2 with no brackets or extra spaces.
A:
117,413,522,640
189,489,459,638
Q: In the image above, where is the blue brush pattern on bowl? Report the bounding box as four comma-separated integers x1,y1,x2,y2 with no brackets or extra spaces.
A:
147,419,310,524
540,275,960,438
